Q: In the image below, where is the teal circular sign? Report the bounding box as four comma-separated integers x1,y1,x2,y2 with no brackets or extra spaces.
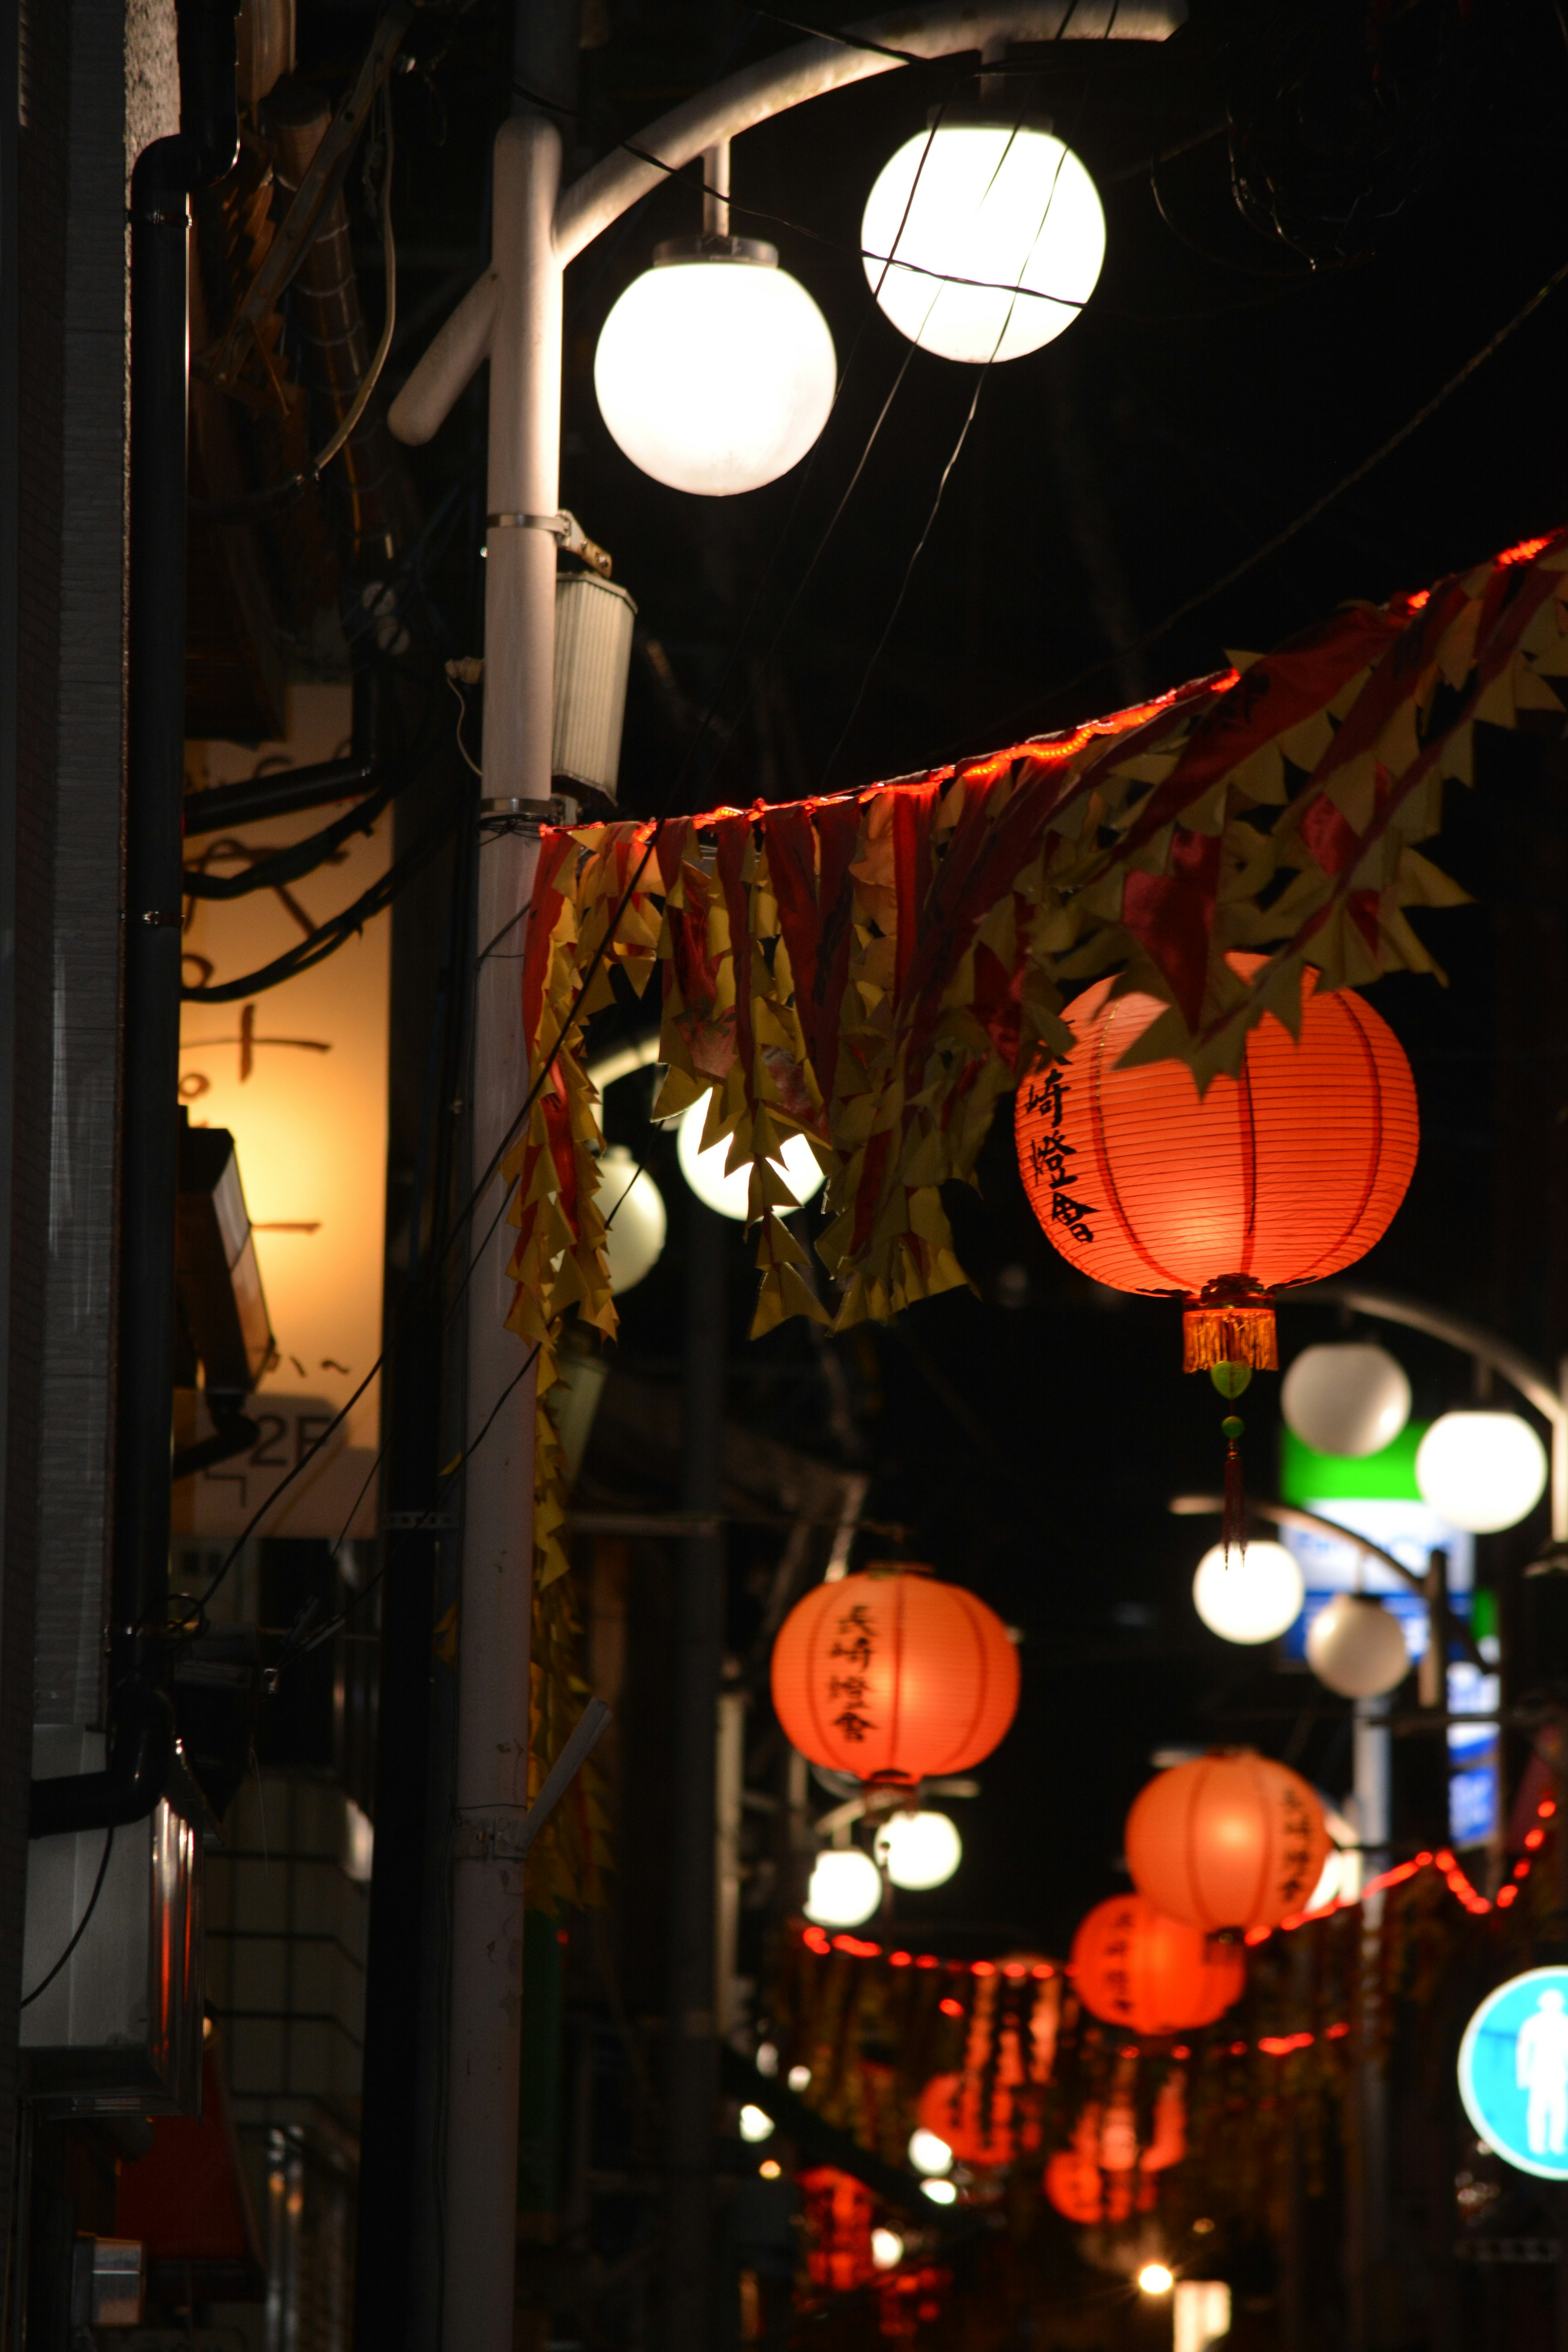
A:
1459,1967,1568,2180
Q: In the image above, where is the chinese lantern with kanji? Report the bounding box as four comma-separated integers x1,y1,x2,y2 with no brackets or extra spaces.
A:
770,1565,1020,1786
1013,956,1418,1374
1125,1750,1330,1934
800,2167,875,2291
1071,1894,1245,2036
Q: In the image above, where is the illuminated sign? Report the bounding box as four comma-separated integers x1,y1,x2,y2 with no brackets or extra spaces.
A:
178,685,389,1539
1459,1968,1568,2180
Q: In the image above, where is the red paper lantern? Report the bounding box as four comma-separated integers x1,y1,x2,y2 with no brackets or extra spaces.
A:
1042,2078,1184,2223
1125,1749,1330,1934
1043,2147,1141,2227
1071,1894,1245,2036
1014,956,1418,1371
771,1565,1019,1786
800,2167,875,2291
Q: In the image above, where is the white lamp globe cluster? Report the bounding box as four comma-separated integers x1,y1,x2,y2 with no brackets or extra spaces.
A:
594,111,1105,497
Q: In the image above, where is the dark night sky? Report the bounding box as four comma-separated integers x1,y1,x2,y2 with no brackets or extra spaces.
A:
322,0,1568,1952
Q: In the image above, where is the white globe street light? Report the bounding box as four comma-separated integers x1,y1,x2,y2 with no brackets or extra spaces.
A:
908,2126,953,2177
592,1146,667,1294
1282,1343,1412,1459
1192,1541,1304,1646
871,2228,905,2271
861,117,1105,365
1415,1410,1549,1533
804,1847,881,1929
874,1809,962,1890
675,1098,826,1221
739,2104,776,2143
595,242,836,496
1305,1594,1410,1700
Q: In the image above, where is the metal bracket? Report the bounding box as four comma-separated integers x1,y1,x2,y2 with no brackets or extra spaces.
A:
479,794,574,834
485,508,612,578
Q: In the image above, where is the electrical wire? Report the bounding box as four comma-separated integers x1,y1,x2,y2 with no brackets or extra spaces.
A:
181,750,463,1004
189,97,987,1579
820,103,1084,784
986,241,1568,735
445,670,483,778
20,1829,115,2009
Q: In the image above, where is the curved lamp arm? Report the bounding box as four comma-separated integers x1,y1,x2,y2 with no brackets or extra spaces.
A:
390,0,1185,444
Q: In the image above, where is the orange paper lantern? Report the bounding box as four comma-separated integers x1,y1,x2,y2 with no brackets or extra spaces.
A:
1125,1749,1330,1934
1042,2077,1184,2223
1014,956,1418,1371
1043,2147,1142,2227
1071,1894,1245,2036
771,1565,1019,1786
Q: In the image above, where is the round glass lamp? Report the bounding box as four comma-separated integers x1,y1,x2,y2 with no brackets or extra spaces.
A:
1282,1342,1411,1459
861,117,1105,364
738,2104,775,2143
803,1847,881,1929
874,1809,962,1890
1138,2265,1174,2296
907,2127,953,2177
676,1098,826,1221
1192,1541,1304,1645
592,1146,666,1294
871,2229,905,2271
1415,1410,1548,1533
595,241,836,496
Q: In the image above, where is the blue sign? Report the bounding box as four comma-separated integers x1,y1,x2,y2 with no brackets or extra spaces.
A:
1459,1969,1568,2180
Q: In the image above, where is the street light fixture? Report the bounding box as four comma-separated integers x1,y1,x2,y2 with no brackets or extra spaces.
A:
595,238,837,497
1281,1341,1411,1459
675,1098,827,1221
1415,1409,1549,1534
1191,1540,1303,1646
861,111,1105,363
803,1845,882,1927
875,1807,963,1888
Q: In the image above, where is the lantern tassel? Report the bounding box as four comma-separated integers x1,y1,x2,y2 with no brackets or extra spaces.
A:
1183,1277,1278,1374
1222,1414,1247,1564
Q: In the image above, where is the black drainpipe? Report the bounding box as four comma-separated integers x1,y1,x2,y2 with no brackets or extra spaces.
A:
31,0,239,1841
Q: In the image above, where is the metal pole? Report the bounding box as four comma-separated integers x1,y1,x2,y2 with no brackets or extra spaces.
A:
1350,1697,1390,2352
440,105,561,2352
666,1200,727,2352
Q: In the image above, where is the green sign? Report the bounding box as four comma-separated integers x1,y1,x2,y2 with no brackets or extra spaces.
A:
1280,1421,1430,1506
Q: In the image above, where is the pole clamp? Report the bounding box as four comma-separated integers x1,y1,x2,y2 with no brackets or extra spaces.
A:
479,794,574,835
485,508,612,578
451,1806,530,1864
